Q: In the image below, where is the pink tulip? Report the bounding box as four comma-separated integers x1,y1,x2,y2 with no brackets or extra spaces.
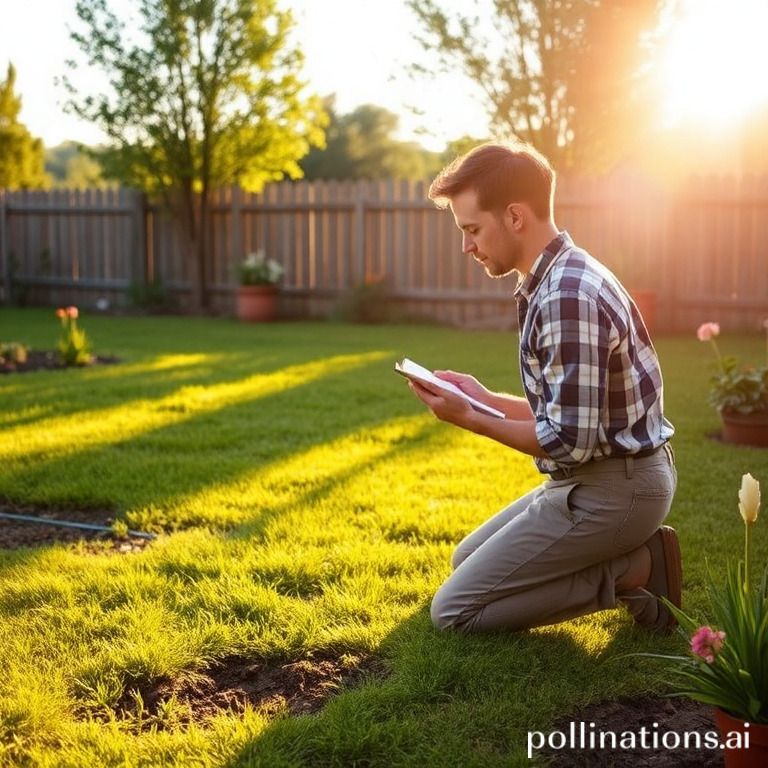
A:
697,322,720,342
690,625,725,664
56,308,67,319
66,306,79,319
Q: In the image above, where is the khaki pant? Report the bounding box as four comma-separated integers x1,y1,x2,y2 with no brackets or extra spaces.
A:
430,444,677,632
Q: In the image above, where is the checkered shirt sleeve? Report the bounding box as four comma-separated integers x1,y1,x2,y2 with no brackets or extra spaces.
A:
518,237,673,472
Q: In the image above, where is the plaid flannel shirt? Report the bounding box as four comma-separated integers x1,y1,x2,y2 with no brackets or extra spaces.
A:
515,231,674,474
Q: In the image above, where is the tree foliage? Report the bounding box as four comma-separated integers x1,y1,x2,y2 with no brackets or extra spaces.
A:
408,0,665,171
64,0,327,308
0,63,49,190
45,142,107,188
300,100,441,180
440,134,491,165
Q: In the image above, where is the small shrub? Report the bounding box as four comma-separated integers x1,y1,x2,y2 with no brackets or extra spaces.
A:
129,277,171,311
333,276,395,324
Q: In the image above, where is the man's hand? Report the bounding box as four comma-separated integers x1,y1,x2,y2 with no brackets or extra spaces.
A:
432,370,492,404
408,379,475,427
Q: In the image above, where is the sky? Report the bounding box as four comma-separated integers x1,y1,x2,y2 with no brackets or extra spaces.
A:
3,0,768,163
0,0,489,152
656,0,768,130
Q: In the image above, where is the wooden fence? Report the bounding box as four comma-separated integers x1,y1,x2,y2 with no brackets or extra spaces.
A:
1,174,767,330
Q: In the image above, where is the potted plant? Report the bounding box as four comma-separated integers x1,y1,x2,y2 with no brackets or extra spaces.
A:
644,474,767,766
698,322,768,447
236,249,284,322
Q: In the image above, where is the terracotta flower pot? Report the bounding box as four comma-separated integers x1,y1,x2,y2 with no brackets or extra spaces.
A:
714,708,768,767
236,285,279,322
721,410,768,448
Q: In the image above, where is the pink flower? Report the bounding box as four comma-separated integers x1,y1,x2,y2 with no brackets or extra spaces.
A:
66,306,79,319
697,322,720,342
56,308,67,319
690,625,725,664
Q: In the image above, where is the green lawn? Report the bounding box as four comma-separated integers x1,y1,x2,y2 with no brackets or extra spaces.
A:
0,308,766,767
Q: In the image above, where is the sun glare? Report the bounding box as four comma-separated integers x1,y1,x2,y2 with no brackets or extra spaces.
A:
659,0,768,130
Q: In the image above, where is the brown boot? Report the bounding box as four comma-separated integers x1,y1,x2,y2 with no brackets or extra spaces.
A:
618,526,682,634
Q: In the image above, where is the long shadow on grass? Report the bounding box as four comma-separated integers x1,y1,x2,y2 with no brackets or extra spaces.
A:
224,420,446,545
0,355,421,540
0,346,379,430
0,315,408,430
0,350,392,476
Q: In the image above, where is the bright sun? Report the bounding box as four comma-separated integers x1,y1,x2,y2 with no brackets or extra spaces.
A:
659,0,768,130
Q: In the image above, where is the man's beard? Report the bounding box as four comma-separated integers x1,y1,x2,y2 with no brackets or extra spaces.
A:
484,236,523,278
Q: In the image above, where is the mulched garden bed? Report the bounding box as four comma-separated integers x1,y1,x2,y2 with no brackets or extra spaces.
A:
0,350,120,374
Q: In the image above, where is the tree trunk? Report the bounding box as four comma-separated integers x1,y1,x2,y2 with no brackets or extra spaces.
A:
196,190,213,312
172,186,207,312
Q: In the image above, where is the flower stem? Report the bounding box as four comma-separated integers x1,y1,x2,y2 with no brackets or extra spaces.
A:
744,521,751,594
710,338,726,374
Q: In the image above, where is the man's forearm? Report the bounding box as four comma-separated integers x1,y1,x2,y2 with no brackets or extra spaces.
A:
465,409,547,458
487,392,536,422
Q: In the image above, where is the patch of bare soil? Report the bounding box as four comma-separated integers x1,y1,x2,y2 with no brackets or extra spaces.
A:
542,695,723,767
0,502,151,553
109,653,389,731
0,350,119,374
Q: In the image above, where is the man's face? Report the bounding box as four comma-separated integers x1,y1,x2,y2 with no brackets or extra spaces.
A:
449,188,522,279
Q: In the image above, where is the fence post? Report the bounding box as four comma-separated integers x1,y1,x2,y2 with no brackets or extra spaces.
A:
0,190,9,305
131,189,147,289
231,184,243,268
354,181,366,284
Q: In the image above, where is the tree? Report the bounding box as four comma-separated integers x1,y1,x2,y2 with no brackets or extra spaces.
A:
0,63,49,190
440,134,491,165
300,99,441,180
45,142,107,188
64,0,327,309
408,0,665,171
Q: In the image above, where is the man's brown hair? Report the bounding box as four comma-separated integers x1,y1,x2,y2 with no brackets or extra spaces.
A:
428,142,555,220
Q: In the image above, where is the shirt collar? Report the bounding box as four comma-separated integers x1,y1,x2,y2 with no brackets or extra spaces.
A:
514,230,572,301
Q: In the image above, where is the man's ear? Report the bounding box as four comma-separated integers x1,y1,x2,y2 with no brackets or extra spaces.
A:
504,202,526,232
